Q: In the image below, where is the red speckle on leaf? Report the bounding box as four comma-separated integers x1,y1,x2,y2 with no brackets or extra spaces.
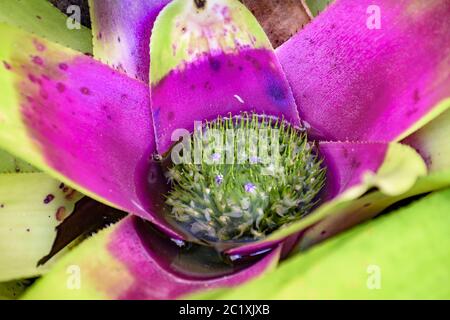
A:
32,56,44,66
413,89,421,103
80,87,90,95
56,82,66,93
55,207,67,221
406,108,418,117
65,189,77,200
40,89,49,100
2,61,12,70
44,194,55,204
28,74,37,83
58,63,68,71
33,40,46,52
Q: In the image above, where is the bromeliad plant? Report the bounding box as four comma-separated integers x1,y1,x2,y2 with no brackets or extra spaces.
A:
0,0,449,299
165,114,326,244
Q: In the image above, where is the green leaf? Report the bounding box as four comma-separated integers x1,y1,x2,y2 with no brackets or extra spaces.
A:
261,142,427,243
0,280,32,300
304,0,335,17
0,173,82,282
22,223,129,300
0,0,92,53
0,23,122,211
298,168,450,249
0,148,37,174
403,108,450,173
150,0,272,85
190,188,450,299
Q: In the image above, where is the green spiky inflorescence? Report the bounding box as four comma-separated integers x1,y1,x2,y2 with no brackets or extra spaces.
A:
165,113,326,243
